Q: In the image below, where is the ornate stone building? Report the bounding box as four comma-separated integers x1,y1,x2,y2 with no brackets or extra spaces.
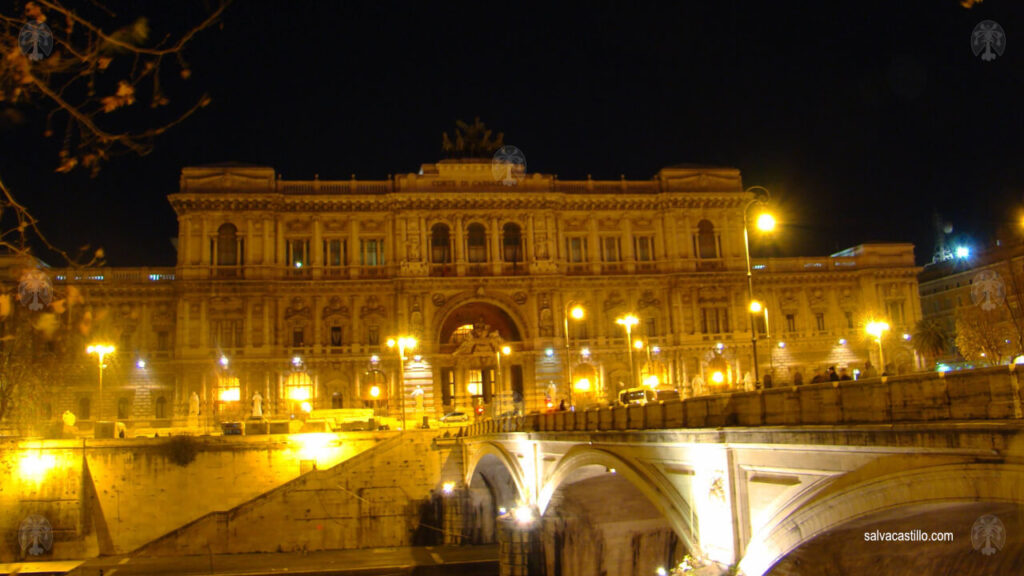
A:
10,160,924,426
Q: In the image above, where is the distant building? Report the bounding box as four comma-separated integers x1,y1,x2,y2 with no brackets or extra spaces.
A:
918,241,1024,367
3,161,923,427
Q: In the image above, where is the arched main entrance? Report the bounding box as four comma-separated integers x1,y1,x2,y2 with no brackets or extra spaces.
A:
434,301,528,416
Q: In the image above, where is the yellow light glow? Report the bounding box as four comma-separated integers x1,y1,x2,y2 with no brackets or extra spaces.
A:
570,305,585,320
643,375,660,388
369,385,381,398
866,320,890,339
467,383,479,395
292,432,333,463
634,339,644,350
749,300,763,313
756,212,776,232
616,314,639,328
501,345,511,355
287,386,311,401
300,401,312,413
442,481,455,495
573,378,591,392
87,343,115,362
512,505,535,525
19,453,56,483
711,371,725,384
387,336,417,352
218,387,240,402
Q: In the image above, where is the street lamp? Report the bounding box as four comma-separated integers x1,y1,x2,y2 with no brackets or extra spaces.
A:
749,300,772,388
386,336,416,430
866,320,890,376
495,344,511,416
616,314,640,388
87,344,115,422
563,302,585,407
743,186,776,389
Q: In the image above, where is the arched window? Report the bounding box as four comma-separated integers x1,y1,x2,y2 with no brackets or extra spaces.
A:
117,397,131,420
467,223,487,263
697,220,718,259
502,223,523,263
155,396,167,419
430,223,452,263
217,223,239,266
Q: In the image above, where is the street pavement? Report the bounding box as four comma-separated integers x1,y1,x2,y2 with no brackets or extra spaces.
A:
48,545,499,576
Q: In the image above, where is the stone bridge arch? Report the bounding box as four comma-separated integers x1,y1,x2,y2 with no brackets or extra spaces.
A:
463,440,531,505
538,445,699,555
741,460,1024,576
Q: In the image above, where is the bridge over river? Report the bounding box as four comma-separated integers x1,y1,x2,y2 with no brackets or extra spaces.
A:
454,366,1024,575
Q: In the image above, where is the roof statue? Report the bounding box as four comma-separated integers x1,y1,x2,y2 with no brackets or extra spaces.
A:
441,118,504,159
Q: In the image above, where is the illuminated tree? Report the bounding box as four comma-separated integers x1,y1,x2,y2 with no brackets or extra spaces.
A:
954,307,1012,364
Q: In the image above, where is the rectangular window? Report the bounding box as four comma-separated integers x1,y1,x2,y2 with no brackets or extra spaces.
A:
157,331,169,351
785,313,797,333
646,317,657,338
601,237,620,262
367,326,380,346
287,239,309,268
120,330,132,351
754,314,768,336
566,237,588,263
292,328,305,348
330,326,342,347
634,236,654,262
467,369,484,396
360,239,384,267
324,239,347,267
441,368,455,406
845,311,854,330
815,312,826,332
701,307,729,334
886,301,905,326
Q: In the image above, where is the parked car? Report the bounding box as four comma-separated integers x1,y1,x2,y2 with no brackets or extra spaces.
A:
654,389,681,402
440,411,469,423
619,387,656,406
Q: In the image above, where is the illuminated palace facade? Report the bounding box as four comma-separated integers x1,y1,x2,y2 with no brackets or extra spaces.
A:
45,161,923,424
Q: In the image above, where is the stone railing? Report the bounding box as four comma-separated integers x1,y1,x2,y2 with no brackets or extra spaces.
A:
465,366,1024,436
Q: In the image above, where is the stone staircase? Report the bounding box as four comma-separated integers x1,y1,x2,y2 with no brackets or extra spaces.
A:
135,430,446,556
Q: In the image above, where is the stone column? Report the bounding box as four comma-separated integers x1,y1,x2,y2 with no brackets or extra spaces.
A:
622,217,635,273
443,489,468,545
454,216,466,276
497,513,536,576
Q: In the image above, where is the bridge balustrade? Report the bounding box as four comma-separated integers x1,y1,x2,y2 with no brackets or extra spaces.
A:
462,365,1024,436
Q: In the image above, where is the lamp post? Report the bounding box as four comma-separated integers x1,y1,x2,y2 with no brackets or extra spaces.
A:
866,321,890,375
616,314,639,389
563,303,585,407
495,345,511,416
87,344,115,422
743,186,776,389
386,336,416,430
749,300,772,388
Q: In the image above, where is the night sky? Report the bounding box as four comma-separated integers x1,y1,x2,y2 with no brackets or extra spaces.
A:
2,1,1022,267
